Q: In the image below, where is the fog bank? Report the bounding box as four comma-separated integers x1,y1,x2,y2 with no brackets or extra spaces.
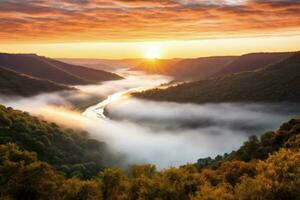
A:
0,70,299,168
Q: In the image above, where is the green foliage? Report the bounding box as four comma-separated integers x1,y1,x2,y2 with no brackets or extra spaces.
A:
196,119,300,170
0,105,299,199
60,178,102,200
0,143,63,200
0,104,118,179
97,168,129,200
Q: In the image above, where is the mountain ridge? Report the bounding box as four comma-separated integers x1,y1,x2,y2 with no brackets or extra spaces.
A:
0,53,122,85
133,52,300,103
134,51,296,81
0,66,72,96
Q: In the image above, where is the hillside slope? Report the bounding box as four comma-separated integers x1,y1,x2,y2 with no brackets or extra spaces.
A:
134,53,300,103
213,52,294,77
135,52,294,81
59,58,143,69
43,58,122,82
0,118,299,199
0,104,119,179
169,56,236,80
0,66,71,96
135,57,236,81
0,53,122,85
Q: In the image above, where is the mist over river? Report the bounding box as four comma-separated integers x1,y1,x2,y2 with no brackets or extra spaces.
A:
1,69,299,168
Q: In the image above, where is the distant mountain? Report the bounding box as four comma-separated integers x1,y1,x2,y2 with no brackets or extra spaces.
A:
0,53,122,85
134,52,295,81
44,58,122,83
134,53,300,103
0,66,72,96
169,56,236,80
213,52,294,77
135,57,235,81
59,58,143,70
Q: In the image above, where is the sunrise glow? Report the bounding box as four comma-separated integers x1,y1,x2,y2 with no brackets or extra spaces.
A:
144,47,161,59
0,0,299,58
0,0,300,197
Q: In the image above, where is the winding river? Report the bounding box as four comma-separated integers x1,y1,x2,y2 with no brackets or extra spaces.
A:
1,68,299,168
79,69,300,168
82,70,172,120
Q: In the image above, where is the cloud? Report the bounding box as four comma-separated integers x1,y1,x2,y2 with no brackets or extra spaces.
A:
0,0,300,42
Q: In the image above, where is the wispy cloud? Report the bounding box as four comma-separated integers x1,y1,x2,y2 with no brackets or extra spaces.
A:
1,0,300,42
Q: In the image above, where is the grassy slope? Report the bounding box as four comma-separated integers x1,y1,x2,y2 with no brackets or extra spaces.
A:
134,53,300,103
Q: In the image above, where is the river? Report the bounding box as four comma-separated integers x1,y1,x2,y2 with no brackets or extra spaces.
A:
1,69,298,168
82,69,172,120
79,69,299,168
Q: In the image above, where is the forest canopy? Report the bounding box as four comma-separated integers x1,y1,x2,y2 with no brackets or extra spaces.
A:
0,103,299,200
0,104,120,179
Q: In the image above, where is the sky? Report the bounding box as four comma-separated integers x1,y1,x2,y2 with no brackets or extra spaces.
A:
1,0,300,58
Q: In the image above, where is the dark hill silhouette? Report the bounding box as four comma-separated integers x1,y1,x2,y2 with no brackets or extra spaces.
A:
134,52,295,81
0,66,72,96
59,58,143,69
134,52,300,103
213,52,294,77
134,57,235,81
0,53,122,85
43,58,122,83
169,56,236,80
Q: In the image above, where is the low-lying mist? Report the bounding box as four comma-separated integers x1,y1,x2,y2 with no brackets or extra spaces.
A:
101,99,300,167
0,70,299,168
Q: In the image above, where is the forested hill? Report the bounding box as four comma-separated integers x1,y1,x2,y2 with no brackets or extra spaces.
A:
0,104,120,179
196,118,300,169
0,116,299,199
0,53,122,85
134,53,300,103
135,57,236,81
213,52,294,77
134,52,294,81
0,66,72,96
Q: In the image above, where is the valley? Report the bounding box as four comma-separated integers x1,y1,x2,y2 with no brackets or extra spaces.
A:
0,51,299,199
1,1,300,198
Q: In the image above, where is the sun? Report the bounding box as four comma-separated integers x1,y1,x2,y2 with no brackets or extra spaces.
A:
144,46,161,59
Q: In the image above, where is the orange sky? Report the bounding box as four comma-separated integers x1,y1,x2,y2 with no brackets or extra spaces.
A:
1,0,300,58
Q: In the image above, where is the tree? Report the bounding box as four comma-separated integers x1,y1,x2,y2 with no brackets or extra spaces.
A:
60,178,102,200
97,168,129,200
236,149,300,199
0,143,63,200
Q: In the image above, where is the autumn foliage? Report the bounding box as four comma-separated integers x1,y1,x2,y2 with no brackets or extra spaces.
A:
0,104,300,199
